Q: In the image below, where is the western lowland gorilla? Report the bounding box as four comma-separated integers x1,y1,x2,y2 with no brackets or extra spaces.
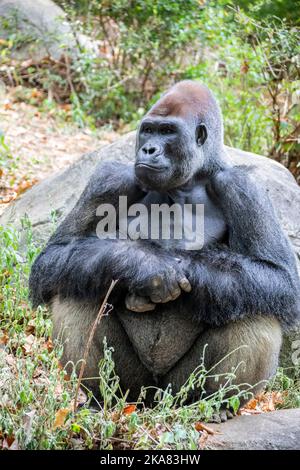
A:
29,81,300,413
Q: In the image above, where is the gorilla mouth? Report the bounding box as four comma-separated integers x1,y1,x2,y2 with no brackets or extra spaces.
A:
135,163,168,172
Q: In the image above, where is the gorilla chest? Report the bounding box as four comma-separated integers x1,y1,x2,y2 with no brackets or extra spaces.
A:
122,182,227,250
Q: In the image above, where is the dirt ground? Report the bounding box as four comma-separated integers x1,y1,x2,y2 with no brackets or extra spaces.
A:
0,89,119,215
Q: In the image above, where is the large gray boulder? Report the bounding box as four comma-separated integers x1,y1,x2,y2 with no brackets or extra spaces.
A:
0,132,299,371
0,0,78,60
207,409,300,450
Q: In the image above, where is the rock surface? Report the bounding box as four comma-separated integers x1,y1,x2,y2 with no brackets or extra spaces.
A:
207,409,300,450
0,0,78,60
0,131,299,370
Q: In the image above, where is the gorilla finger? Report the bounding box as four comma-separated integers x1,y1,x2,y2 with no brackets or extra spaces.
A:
161,294,175,303
150,293,163,303
125,294,156,312
150,282,171,303
160,281,182,302
151,286,177,303
178,277,192,292
167,266,177,276
150,286,170,303
168,285,181,300
133,303,156,312
171,288,181,300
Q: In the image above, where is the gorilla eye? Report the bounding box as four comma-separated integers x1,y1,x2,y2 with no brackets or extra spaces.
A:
160,126,175,135
143,126,153,134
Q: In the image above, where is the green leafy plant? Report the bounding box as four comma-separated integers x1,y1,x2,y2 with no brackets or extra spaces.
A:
0,221,254,450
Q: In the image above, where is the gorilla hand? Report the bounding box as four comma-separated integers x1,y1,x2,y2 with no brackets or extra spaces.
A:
129,258,191,308
125,260,191,312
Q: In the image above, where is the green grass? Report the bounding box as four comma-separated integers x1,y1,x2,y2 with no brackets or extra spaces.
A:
0,220,299,450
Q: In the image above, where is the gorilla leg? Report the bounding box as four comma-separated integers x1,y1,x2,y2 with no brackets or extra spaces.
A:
161,316,282,405
51,296,153,401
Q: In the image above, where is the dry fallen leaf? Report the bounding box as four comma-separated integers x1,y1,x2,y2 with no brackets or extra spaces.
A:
30,89,43,99
20,59,34,68
5,353,17,368
61,104,72,112
244,398,258,410
198,430,209,449
44,338,54,352
111,411,121,422
53,408,70,430
239,408,262,416
240,391,285,415
195,421,218,435
15,178,38,196
22,334,36,355
3,102,13,111
25,324,35,335
240,60,250,74
0,189,17,204
0,331,9,345
53,382,64,399
123,404,136,415
259,391,284,412
2,435,20,450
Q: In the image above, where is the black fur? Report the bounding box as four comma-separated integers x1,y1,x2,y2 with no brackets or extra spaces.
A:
30,161,300,330
177,166,300,330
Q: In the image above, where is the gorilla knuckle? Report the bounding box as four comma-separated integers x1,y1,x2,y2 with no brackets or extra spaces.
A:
151,276,163,288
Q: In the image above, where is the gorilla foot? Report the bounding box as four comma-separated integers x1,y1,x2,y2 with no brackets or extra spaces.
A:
208,408,235,424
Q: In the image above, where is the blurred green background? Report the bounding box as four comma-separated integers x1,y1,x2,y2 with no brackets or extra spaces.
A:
1,0,299,180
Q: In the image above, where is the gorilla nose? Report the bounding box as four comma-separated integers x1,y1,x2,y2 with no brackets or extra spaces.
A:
141,144,161,158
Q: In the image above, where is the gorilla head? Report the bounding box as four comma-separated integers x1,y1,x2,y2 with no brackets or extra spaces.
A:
135,80,224,191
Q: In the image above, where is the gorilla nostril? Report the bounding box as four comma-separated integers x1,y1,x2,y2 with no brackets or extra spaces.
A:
141,144,161,158
142,145,159,155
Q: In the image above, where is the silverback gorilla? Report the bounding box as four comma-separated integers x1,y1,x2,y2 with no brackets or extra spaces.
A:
29,81,300,411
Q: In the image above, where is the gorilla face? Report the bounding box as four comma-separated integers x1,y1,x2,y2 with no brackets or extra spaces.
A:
135,116,207,191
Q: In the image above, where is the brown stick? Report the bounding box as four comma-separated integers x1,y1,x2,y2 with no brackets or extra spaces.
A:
73,279,118,413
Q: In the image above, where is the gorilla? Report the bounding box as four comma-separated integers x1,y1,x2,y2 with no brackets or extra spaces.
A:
29,81,300,410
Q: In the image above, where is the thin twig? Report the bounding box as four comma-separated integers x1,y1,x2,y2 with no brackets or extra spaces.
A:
64,54,76,96
73,279,118,413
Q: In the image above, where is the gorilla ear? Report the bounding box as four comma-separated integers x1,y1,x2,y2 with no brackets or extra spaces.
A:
196,124,207,146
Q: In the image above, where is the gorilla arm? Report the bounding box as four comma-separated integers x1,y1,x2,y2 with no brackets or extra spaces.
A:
180,166,300,329
29,161,189,308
